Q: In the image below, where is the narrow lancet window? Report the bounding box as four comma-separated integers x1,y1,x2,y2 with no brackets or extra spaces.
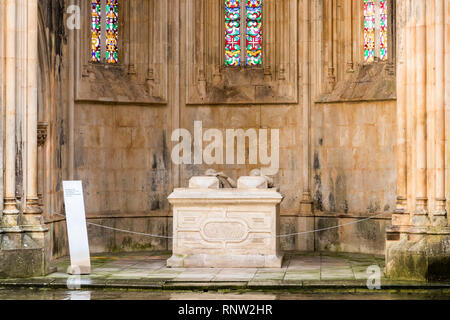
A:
225,0,262,67
225,0,241,66
246,0,262,66
91,0,102,63
91,0,119,64
364,0,388,63
379,0,388,61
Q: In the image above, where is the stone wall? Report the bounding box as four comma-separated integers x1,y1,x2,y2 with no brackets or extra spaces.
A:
37,0,400,259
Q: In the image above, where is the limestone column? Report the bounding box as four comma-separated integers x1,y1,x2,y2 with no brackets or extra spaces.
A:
405,0,416,224
327,0,336,90
23,0,45,231
432,0,447,226
300,0,313,213
0,0,5,214
2,0,20,231
411,0,429,229
345,0,354,72
393,0,409,228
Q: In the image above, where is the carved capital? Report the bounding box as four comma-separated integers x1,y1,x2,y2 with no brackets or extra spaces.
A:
37,122,49,147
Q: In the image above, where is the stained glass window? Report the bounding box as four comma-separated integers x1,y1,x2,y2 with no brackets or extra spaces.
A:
246,0,262,66
225,0,262,67
364,0,388,63
91,0,102,63
379,0,388,61
105,0,119,64
91,0,119,64
225,0,241,66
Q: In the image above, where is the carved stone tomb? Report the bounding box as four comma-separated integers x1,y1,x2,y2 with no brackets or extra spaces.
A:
167,176,283,268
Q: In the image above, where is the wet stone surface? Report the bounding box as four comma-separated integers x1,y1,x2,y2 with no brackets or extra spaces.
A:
1,251,448,297
0,288,449,300
45,251,386,283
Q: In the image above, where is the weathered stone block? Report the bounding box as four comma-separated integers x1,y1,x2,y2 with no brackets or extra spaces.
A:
189,176,220,189
0,248,46,279
237,176,268,189
167,186,283,268
386,232,450,281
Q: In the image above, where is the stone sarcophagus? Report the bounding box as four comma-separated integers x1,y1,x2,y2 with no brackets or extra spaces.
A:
167,175,283,268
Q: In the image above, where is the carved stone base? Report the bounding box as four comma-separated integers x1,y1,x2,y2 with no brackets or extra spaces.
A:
3,197,19,213
386,229,450,281
391,213,410,228
432,211,448,227
167,176,284,268
0,248,47,278
167,254,283,268
0,231,52,278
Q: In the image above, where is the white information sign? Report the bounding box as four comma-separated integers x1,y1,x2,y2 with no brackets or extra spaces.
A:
63,181,91,274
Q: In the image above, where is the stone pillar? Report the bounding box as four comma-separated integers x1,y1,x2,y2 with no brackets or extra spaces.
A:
411,0,429,230
404,0,416,223
0,0,4,218
432,0,447,226
386,0,449,281
23,0,46,232
300,0,313,214
392,0,409,229
2,0,20,231
0,0,50,279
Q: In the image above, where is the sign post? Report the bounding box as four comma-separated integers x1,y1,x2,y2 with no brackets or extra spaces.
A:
62,181,91,274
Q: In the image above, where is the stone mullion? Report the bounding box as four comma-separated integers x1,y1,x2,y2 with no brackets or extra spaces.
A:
199,0,206,94
345,0,354,72
128,0,136,74
146,0,155,91
279,0,289,80
326,0,336,90
240,0,246,66
206,0,214,82
186,0,195,94
388,0,395,64
270,0,276,77
211,0,221,83
374,0,381,60
100,0,106,63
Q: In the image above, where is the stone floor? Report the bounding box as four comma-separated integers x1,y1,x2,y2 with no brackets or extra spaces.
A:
53,251,386,282
1,251,449,291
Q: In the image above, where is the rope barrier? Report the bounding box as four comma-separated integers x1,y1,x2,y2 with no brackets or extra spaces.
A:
55,212,388,241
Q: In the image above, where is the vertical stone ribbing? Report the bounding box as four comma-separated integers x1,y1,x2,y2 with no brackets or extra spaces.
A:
23,0,45,230
301,0,313,213
390,0,447,232
0,0,5,215
3,0,20,230
394,0,408,225
411,0,429,229
405,0,416,222
433,0,447,226
425,0,436,224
